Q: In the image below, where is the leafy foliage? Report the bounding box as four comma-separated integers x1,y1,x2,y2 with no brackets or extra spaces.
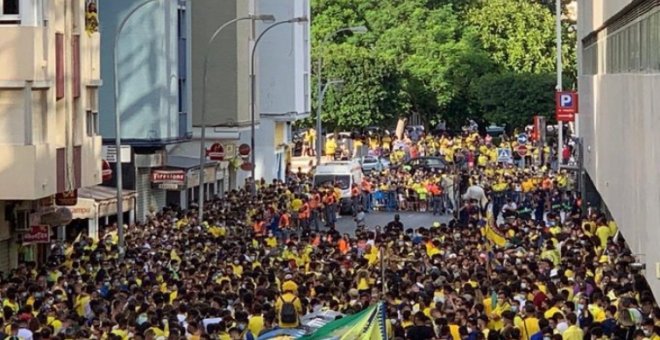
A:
469,72,557,128
309,0,577,130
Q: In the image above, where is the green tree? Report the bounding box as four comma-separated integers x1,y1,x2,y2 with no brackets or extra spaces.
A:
469,72,556,129
467,0,558,74
311,0,493,129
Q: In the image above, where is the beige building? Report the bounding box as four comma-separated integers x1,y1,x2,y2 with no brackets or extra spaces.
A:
0,0,103,270
578,0,660,299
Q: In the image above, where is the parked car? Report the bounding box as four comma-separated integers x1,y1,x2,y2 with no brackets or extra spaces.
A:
403,156,446,174
358,155,390,173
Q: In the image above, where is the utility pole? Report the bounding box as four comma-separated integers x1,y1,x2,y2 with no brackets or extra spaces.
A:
556,0,564,170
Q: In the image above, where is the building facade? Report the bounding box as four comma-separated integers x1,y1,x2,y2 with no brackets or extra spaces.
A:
578,0,660,299
98,0,196,220
255,0,311,182
0,0,103,271
169,0,310,189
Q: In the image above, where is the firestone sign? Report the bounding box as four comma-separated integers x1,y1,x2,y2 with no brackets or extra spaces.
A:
151,169,186,190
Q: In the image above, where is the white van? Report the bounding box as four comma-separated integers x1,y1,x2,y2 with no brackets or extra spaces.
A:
312,160,363,214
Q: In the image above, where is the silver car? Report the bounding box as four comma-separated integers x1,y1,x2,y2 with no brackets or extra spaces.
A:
358,155,390,173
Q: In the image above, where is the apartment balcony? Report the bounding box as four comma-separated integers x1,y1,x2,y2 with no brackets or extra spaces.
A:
0,26,48,87
0,139,102,201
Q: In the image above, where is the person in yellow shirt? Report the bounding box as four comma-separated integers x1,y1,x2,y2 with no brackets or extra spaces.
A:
74,285,92,318
489,291,511,331
517,304,540,340
324,136,337,159
595,220,612,248
275,280,303,329
544,298,565,320
562,313,584,340
248,304,265,337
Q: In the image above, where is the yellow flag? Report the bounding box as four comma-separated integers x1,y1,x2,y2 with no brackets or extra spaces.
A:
170,249,181,262
484,223,507,248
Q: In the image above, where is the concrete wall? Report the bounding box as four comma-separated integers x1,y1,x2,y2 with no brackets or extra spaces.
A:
578,0,660,299
256,0,311,117
190,0,253,127
98,0,182,141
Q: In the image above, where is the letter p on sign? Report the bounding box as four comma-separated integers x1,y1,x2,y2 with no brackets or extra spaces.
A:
555,91,577,122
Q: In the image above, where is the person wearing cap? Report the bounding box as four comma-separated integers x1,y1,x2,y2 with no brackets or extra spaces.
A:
275,280,302,329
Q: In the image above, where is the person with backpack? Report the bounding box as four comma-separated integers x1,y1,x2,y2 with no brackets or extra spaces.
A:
275,280,302,329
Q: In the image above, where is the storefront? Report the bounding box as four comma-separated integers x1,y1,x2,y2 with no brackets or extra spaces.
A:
60,186,137,240
154,156,222,208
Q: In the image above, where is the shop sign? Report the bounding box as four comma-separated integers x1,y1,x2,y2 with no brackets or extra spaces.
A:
56,190,78,206
102,160,112,181
238,144,251,157
151,169,186,190
23,225,50,245
207,143,225,161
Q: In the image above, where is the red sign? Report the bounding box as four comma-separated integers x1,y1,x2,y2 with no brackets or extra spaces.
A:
517,145,528,157
102,159,112,181
238,144,251,157
555,91,578,122
206,143,225,161
240,161,253,171
23,225,51,245
56,190,78,206
151,169,186,184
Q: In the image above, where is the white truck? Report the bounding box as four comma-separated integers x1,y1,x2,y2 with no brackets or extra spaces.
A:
312,160,363,214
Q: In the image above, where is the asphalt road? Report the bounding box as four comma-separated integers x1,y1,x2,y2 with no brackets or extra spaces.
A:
332,211,453,235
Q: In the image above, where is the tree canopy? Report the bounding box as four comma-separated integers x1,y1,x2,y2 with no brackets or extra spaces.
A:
309,0,577,131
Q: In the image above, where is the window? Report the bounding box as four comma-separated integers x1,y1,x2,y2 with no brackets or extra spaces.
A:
584,6,660,75
55,33,64,99
0,0,19,23
86,110,98,136
72,35,80,98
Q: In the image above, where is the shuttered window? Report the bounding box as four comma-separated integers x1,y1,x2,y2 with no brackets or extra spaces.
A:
55,33,64,99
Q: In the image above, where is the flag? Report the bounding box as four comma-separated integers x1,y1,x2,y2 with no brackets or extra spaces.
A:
170,249,181,263
300,303,388,340
484,224,507,248
482,212,506,248
65,232,84,257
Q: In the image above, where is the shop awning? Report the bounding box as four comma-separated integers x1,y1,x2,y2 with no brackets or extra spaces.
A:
63,186,136,219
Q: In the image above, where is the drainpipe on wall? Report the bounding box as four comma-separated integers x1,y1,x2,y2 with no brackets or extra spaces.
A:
24,81,33,145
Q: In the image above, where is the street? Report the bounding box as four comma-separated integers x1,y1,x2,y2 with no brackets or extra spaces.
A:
332,211,453,235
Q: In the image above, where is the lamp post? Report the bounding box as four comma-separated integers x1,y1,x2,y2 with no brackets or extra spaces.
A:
555,0,563,170
316,26,368,166
250,16,308,196
113,0,161,257
197,14,275,223
316,80,343,160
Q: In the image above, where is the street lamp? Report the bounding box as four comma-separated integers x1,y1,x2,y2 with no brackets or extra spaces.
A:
250,16,308,196
316,79,344,160
197,14,275,223
113,0,162,257
316,26,368,165
555,0,563,169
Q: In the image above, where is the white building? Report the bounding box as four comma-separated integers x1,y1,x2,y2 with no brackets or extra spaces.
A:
578,0,660,299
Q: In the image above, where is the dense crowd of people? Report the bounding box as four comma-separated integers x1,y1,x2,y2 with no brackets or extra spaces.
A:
0,127,658,340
